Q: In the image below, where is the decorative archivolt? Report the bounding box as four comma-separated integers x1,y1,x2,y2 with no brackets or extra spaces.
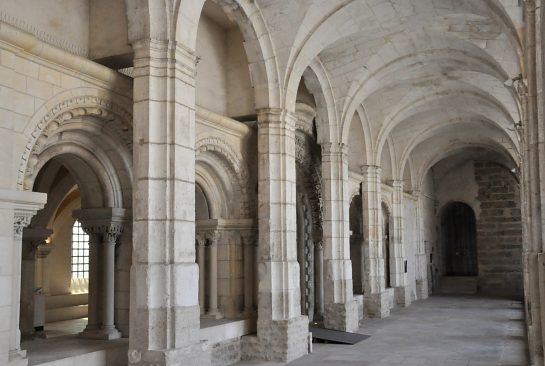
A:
18,95,132,191
195,137,254,218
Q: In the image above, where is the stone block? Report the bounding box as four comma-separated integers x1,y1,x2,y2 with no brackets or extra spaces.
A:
323,300,359,332
364,291,390,318
241,315,308,363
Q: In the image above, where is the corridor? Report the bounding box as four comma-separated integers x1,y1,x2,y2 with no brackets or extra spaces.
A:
238,296,528,366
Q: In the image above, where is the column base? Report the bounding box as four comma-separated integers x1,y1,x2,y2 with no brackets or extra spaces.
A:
416,279,429,300
241,315,309,363
395,286,412,307
202,310,223,319
364,292,390,318
128,343,210,366
79,326,121,340
323,300,359,332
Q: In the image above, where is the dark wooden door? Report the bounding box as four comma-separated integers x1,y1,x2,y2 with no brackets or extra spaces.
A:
442,202,478,276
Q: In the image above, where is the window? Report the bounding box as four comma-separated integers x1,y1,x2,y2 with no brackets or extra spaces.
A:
71,220,89,278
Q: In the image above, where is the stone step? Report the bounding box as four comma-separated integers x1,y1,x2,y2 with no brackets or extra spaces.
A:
440,276,478,295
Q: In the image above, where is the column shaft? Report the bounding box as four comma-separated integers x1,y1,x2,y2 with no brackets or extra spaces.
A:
314,240,324,319
129,39,204,365
321,142,358,331
242,232,255,315
205,231,221,319
249,109,308,362
101,228,121,339
391,180,411,307
197,236,206,314
82,233,100,336
361,165,389,318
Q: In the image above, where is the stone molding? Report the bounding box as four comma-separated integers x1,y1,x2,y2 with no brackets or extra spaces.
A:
18,95,133,190
132,38,198,80
0,11,87,57
256,108,297,131
196,137,253,218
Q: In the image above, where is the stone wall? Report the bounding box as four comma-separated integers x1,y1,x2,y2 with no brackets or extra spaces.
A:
474,161,523,299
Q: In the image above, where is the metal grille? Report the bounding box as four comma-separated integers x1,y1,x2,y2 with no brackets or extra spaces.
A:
71,220,89,278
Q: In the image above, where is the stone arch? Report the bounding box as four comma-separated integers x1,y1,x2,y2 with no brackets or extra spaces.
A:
18,89,132,194
171,0,280,109
195,137,253,219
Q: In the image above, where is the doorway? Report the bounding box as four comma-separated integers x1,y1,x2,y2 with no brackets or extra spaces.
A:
441,202,478,276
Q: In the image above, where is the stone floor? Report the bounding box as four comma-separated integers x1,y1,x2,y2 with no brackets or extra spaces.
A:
237,295,529,366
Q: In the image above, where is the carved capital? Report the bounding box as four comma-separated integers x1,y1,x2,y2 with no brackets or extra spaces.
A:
13,210,33,238
195,233,206,246
206,230,220,246
321,142,348,157
73,208,126,245
256,108,297,132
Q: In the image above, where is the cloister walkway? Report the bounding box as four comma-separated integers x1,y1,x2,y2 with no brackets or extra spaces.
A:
238,295,529,366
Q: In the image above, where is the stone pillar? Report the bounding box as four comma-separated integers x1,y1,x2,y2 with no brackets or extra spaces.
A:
246,109,308,362
320,142,358,331
241,231,256,316
0,190,46,366
74,208,125,340
413,190,429,300
34,242,53,336
101,223,123,339
129,39,205,365
390,180,411,307
196,234,206,315
78,229,101,338
314,240,324,320
20,228,52,340
205,230,222,319
360,166,389,318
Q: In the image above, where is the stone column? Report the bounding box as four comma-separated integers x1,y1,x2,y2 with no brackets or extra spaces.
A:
205,230,222,319
413,190,429,300
74,208,125,340
360,166,389,318
20,228,52,340
241,231,256,316
196,234,206,315
247,108,308,362
129,39,205,365
0,190,46,366
320,142,358,331
314,240,324,320
101,223,123,339
78,229,101,338
390,180,411,307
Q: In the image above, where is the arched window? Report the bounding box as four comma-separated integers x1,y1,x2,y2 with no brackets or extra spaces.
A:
71,220,89,278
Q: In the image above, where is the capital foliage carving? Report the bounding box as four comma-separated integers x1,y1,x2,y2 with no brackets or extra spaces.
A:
13,211,33,238
80,222,123,243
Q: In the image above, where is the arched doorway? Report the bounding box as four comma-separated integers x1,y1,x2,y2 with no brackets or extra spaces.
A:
441,202,478,276
382,202,392,289
350,192,364,294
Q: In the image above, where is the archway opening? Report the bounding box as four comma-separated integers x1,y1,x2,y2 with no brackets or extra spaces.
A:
441,202,478,277
350,192,364,295
382,202,392,289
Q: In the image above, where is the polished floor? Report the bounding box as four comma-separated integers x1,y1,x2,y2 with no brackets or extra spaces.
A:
237,295,529,366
